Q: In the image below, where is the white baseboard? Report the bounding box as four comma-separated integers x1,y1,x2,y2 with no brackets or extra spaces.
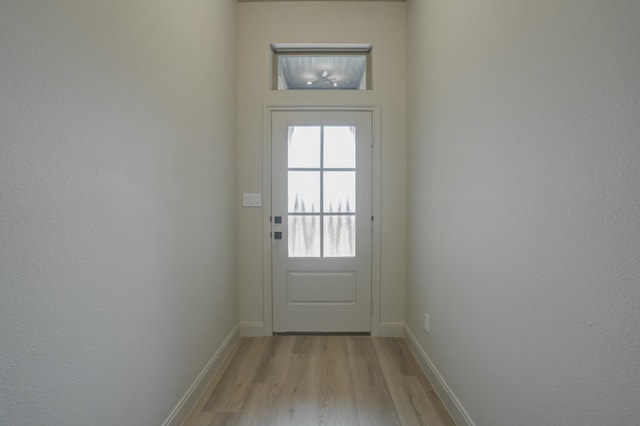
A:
404,326,476,426
239,321,265,336
162,324,239,426
379,322,405,337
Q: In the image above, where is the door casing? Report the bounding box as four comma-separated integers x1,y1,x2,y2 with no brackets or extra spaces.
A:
261,105,381,336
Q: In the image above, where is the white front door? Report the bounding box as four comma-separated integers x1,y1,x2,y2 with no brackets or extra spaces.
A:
271,110,372,333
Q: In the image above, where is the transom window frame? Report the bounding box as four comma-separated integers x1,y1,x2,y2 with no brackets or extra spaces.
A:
271,43,373,91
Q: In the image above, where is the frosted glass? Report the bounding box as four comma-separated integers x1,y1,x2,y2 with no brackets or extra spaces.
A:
289,215,320,258
324,171,356,213
289,172,320,213
324,126,356,168
324,216,356,257
288,126,321,168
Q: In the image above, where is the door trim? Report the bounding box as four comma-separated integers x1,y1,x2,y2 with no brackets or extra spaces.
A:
262,104,381,336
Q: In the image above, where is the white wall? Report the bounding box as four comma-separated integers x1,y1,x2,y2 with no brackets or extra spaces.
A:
237,1,407,336
0,1,238,425
406,1,640,425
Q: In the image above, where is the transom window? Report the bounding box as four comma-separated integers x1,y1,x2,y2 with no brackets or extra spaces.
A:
272,43,372,90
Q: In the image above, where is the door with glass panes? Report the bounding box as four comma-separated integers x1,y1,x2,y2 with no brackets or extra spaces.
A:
271,110,372,332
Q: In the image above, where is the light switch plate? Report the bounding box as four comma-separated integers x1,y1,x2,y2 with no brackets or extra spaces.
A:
243,193,262,207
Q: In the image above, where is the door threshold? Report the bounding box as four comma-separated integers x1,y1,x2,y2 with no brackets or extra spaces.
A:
273,331,371,336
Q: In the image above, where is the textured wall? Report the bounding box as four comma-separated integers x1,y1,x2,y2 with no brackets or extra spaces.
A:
406,1,640,425
0,1,237,425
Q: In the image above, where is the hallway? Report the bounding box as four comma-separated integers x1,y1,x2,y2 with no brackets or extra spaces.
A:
2,1,639,425
184,336,454,426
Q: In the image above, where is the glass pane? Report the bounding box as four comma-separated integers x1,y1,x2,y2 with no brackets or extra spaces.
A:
288,126,320,168
324,171,356,213
276,54,368,90
324,216,356,257
289,171,320,213
289,215,320,257
324,126,356,168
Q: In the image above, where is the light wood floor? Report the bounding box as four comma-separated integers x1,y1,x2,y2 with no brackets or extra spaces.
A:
183,336,455,426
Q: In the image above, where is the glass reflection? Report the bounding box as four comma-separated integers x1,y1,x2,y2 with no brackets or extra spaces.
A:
289,215,320,257
324,171,356,213
288,171,320,213
324,126,356,168
288,126,321,168
324,216,356,257
286,125,358,259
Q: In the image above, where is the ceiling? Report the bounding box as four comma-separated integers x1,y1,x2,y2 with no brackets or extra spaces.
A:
238,0,405,2
277,55,367,90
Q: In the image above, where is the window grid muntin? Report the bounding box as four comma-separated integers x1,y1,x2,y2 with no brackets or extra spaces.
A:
288,125,356,258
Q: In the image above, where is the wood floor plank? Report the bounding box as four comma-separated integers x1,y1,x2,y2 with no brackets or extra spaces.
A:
373,337,417,379
358,409,404,426
202,338,268,413
274,353,320,425
374,337,446,425
186,337,454,426
316,336,360,426
233,383,283,426
253,336,295,384
195,412,240,426
403,343,457,426
346,337,401,425
387,377,446,426
292,335,327,355
374,337,456,426
182,338,242,425
188,412,214,426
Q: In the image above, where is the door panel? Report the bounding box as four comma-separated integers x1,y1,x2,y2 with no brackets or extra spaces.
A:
271,110,372,332
287,272,356,303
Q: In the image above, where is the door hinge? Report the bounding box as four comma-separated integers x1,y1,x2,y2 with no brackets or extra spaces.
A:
370,216,374,232
370,299,373,314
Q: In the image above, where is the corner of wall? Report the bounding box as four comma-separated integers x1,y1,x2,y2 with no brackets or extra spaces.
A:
239,322,265,337
403,325,476,426
162,324,240,426
379,322,405,337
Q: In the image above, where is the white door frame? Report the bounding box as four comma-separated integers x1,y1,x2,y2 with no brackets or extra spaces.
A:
262,105,381,336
